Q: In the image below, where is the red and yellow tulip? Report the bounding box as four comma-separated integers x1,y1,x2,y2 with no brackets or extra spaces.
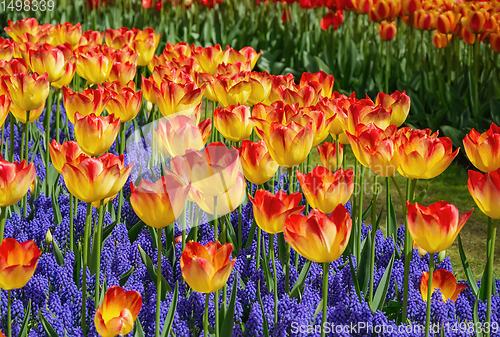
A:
75,46,113,84
0,156,36,207
63,85,110,124
0,95,10,128
463,123,500,173
180,240,236,293
49,140,89,174
467,169,500,219
375,90,410,127
284,206,352,263
317,141,343,171
420,269,467,302
105,88,142,123
234,139,279,185
214,104,253,142
153,81,204,118
29,46,67,83
3,72,49,111
0,238,41,290
74,113,120,157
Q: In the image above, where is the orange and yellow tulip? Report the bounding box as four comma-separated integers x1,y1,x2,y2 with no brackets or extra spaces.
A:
213,72,272,107
214,104,253,142
317,141,343,171
75,46,113,84
29,46,67,83
49,140,89,174
249,189,304,234
95,286,142,337
284,206,352,263
463,123,500,173
62,85,110,124
297,166,354,214
0,58,29,77
62,153,133,203
153,81,205,118
468,169,500,219
130,175,190,228
402,0,421,15
375,90,410,127
192,45,226,75
0,95,10,128
407,201,472,254
51,60,76,89
74,113,120,157
0,39,14,62
51,22,82,46
0,238,41,290
108,61,137,84
299,71,334,98
155,116,211,157
234,139,279,185
398,133,458,180
180,240,236,293
105,88,142,123
420,269,467,302
3,72,49,111
0,156,36,207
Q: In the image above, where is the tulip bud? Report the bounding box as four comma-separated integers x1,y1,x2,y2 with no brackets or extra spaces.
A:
45,229,53,246
378,21,397,41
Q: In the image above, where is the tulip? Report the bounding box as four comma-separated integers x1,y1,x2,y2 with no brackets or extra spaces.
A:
249,189,304,234
300,71,335,98
420,269,467,303
407,201,472,254
193,45,226,75
49,140,90,174
0,156,36,208
297,166,354,214
320,10,344,31
181,240,236,293
51,22,82,46
105,88,142,123
464,9,487,34
29,47,67,83
75,47,113,84
78,30,104,46
4,18,48,43
3,72,49,111
62,153,133,203
74,113,120,157
191,171,246,217
402,0,421,15
0,238,41,289
284,205,351,263
130,175,190,229
436,11,459,34
279,83,322,107
63,86,110,124
0,39,14,62
0,58,29,77
467,169,500,219
214,72,272,107
103,80,136,94
378,21,397,41
214,105,253,142
347,124,401,177
491,32,500,53
182,142,241,196
375,90,410,127
234,139,279,185
51,61,76,89
463,124,500,173
317,141,343,171
398,134,458,180
0,95,10,129
108,61,137,84
155,116,211,157
256,121,314,168
414,9,436,30
133,36,160,67
154,81,205,118
341,103,392,136
95,286,142,337
433,31,452,49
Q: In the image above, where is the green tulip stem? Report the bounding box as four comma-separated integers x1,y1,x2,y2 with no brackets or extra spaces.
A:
0,206,6,243
214,290,220,337
402,178,412,321
117,122,126,223
0,125,4,157
69,195,74,251
256,227,261,271
213,197,218,241
385,177,391,238
286,166,294,294
425,253,435,337
181,205,187,250
9,115,14,161
357,166,365,258
7,289,11,337
24,113,30,162
203,293,209,337
270,233,278,325
45,90,53,178
81,202,92,336
321,262,328,337
94,200,104,308
486,218,497,337
55,91,62,143
335,139,340,171
368,174,378,305
155,227,162,337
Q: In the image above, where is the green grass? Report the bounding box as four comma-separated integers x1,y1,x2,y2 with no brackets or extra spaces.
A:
308,141,499,282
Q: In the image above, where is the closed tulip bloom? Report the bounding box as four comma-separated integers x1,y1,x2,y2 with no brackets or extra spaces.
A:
398,134,458,180
437,11,459,34
181,241,235,293
74,113,120,157
284,206,352,263
132,37,158,67
234,139,279,185
257,121,314,168
130,175,190,228
356,0,373,14
414,9,436,30
51,22,82,46
279,83,322,107
378,21,397,41
347,124,401,177
317,142,343,171
3,72,49,111
154,81,205,118
402,0,421,15
29,47,66,82
155,115,211,157
300,71,335,98
193,45,226,75
341,103,392,136
0,58,29,77
433,31,452,49
51,60,76,89
490,32,500,53
108,61,137,84
0,238,41,290
62,153,133,203
0,95,10,128
75,48,113,84
105,88,142,123
420,269,467,303
182,143,241,196
214,73,272,107
249,189,304,234
214,105,252,142
0,156,36,207
63,86,110,124
407,201,472,254
49,140,89,174
297,166,354,214
468,169,500,219
463,124,500,172
460,26,476,45
95,286,142,337
191,171,246,216
464,9,487,34
375,90,410,127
